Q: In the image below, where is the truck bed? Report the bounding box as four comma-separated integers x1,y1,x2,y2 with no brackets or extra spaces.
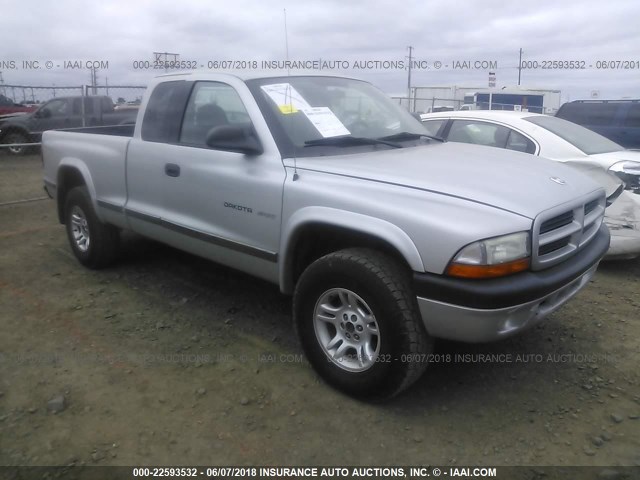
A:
42,128,132,223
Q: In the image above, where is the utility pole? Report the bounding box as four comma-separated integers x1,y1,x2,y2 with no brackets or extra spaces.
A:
89,66,98,95
407,46,413,110
518,48,523,86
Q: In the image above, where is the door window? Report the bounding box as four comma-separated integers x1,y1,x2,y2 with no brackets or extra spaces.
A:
44,99,71,116
180,82,251,146
505,129,536,154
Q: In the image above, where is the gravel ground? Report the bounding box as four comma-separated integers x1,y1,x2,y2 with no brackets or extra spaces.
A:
0,154,639,470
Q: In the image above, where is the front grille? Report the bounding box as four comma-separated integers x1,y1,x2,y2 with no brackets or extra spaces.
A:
532,191,605,270
539,236,572,255
584,199,599,216
540,211,574,234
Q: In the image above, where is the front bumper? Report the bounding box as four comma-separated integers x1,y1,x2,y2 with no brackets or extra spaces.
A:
413,224,610,342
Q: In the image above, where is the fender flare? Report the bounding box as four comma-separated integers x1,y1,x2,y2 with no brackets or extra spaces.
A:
279,206,425,293
56,158,102,222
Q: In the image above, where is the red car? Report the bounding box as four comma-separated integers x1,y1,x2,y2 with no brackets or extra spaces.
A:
0,94,37,116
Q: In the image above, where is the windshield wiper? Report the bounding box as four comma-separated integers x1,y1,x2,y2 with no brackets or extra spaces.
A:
378,131,444,142
304,135,402,148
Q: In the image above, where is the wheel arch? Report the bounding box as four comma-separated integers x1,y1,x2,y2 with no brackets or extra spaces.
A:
279,207,425,294
0,125,30,141
56,160,99,224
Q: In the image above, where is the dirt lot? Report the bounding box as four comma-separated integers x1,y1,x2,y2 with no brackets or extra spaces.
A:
1,153,639,470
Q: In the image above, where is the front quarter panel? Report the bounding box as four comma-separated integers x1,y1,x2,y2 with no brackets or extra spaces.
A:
280,165,533,290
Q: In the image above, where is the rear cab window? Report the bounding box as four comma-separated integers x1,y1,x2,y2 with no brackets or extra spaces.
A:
141,81,192,143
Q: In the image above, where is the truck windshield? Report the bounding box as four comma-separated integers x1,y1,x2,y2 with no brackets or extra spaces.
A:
524,115,624,155
247,76,428,157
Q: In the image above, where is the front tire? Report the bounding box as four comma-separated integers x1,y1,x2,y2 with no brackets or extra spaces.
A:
2,132,29,156
64,186,119,269
293,248,433,400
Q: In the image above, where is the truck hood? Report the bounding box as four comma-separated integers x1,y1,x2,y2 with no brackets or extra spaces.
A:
293,142,603,219
564,161,623,201
0,112,29,121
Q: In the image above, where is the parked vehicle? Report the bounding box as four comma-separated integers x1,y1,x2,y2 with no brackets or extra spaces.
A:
43,72,609,399
556,99,640,149
0,96,137,155
420,110,640,259
0,94,37,116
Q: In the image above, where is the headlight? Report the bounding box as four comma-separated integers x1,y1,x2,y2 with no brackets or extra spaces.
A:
446,232,530,279
608,161,640,193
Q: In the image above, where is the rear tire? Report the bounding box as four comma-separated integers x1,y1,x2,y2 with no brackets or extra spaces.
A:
293,248,433,400
64,186,119,269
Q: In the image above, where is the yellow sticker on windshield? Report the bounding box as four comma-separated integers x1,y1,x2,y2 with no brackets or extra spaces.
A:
279,104,298,114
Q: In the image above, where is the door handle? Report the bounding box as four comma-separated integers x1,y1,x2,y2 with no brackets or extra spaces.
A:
165,163,181,177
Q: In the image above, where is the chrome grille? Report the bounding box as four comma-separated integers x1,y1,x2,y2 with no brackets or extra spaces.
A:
531,191,605,270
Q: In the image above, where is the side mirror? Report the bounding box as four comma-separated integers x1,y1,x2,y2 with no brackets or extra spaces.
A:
39,108,52,119
206,125,262,155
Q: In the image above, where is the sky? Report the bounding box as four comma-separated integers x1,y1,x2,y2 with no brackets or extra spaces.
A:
0,0,639,103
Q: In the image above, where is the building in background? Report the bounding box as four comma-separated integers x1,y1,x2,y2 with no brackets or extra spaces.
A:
394,85,562,114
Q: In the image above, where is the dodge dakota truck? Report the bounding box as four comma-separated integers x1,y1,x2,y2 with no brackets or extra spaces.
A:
1,95,137,155
42,72,610,399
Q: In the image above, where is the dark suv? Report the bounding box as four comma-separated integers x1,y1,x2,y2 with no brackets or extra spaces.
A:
556,100,640,149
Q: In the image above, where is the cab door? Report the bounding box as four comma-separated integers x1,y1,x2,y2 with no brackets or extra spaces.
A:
159,80,285,281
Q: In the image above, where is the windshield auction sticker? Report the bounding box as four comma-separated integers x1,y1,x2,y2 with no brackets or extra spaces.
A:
260,83,311,113
300,106,351,137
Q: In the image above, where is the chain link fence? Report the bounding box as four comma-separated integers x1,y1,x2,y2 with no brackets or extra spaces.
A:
84,85,146,108
0,84,84,106
394,96,549,114
0,84,145,156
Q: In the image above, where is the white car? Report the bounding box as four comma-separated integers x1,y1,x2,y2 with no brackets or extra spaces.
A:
420,110,640,259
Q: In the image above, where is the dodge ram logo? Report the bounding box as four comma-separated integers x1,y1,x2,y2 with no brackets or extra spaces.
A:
549,176,567,185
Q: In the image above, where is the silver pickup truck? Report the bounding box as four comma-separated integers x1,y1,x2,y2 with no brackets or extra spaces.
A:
42,72,610,399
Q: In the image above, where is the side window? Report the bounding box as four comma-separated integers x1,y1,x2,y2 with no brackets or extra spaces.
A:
585,103,618,126
421,119,445,136
448,120,509,148
506,129,536,154
180,81,251,146
623,104,640,128
141,81,192,143
556,103,587,124
44,99,70,116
